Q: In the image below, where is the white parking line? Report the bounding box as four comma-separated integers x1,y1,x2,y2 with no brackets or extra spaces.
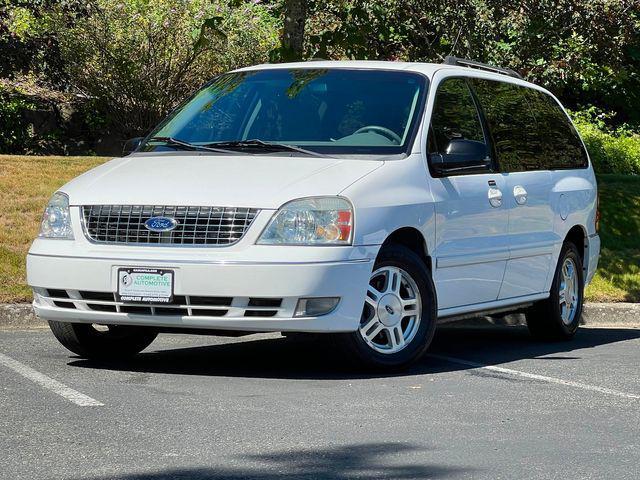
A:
0,352,104,407
429,354,640,400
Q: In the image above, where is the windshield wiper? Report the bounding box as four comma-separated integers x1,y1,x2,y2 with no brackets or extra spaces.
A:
146,136,239,155
202,139,327,157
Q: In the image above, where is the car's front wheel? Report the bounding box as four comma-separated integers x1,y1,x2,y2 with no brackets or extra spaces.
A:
338,244,437,369
48,321,158,360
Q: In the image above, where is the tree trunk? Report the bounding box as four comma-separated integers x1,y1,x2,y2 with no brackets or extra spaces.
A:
281,0,308,61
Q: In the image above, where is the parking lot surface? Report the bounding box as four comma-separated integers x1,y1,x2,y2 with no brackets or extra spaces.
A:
1,325,639,480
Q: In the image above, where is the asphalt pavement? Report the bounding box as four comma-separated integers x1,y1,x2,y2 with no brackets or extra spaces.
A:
1,325,639,480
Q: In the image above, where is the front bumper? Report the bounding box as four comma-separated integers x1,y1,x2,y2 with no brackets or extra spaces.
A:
27,238,378,333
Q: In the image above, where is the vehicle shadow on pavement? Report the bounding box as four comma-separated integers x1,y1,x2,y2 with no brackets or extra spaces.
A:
68,325,640,380
67,442,467,479
425,325,640,373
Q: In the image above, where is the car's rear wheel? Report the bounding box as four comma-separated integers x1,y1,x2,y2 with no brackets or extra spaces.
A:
526,241,584,340
48,321,158,359
337,244,437,369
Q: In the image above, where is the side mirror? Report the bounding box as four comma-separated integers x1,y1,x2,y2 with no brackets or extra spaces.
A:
122,137,143,156
431,138,490,175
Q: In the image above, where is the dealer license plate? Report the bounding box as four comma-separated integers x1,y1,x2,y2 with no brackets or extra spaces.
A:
117,268,174,303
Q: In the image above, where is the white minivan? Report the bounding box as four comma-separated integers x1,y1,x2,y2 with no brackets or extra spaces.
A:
27,58,600,368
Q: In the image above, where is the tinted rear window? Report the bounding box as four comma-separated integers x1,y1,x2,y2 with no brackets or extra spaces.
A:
470,78,542,172
526,89,589,169
470,78,588,172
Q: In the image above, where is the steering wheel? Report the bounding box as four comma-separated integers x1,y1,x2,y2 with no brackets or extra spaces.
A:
353,125,402,145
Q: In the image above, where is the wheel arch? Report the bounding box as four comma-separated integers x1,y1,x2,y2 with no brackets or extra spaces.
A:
565,224,587,264
381,227,432,272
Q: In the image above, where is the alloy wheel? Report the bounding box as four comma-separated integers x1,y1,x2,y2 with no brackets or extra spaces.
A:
358,266,422,354
559,257,579,325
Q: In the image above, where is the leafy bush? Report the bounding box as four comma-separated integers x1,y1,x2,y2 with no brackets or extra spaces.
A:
571,109,640,175
0,1,83,84
0,84,61,154
54,0,279,140
0,84,36,153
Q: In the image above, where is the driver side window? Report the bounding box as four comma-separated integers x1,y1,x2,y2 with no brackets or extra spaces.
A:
428,78,491,176
430,78,485,152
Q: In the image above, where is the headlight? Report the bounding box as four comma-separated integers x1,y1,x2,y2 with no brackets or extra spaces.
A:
258,197,353,245
39,192,74,239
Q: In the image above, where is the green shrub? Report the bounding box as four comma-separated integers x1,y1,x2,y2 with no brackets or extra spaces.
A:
571,109,640,175
53,0,279,140
0,82,74,155
0,84,58,154
0,84,38,154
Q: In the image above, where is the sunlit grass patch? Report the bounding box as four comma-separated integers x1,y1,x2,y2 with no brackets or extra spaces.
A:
585,174,640,302
0,155,109,302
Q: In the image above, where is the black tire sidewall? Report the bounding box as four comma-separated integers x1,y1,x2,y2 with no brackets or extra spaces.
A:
346,244,437,369
49,321,157,359
548,242,584,336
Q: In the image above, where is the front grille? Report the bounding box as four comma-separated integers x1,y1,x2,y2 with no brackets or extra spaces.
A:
81,205,259,246
41,289,285,318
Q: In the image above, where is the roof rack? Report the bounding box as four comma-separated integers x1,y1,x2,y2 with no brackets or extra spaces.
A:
443,56,522,79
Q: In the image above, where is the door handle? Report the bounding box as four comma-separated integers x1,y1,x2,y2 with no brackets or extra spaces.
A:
513,185,528,205
488,187,503,208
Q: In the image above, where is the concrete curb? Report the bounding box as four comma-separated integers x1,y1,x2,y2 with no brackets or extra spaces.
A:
444,302,640,328
581,302,640,326
0,303,45,329
1,302,638,330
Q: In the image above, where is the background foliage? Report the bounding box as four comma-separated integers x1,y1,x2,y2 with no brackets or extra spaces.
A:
0,0,639,171
305,1,640,126
54,0,278,138
571,109,640,175
0,0,278,152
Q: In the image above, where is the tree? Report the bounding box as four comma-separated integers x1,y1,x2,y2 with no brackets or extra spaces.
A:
54,0,279,139
281,0,308,61
0,0,87,84
304,0,640,128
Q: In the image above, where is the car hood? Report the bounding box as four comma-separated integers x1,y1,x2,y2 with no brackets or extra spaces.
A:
62,153,383,208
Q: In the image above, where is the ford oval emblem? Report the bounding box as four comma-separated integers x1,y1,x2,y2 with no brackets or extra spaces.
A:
144,216,178,232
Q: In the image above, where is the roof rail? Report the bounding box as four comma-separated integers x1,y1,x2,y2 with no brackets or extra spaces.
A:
443,56,522,79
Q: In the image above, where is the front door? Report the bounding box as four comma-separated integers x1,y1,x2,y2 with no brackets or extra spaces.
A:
427,76,510,310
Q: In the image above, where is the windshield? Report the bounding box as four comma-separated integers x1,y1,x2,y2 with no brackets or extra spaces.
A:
141,68,428,156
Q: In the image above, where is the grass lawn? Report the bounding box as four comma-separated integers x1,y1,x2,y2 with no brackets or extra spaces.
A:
585,174,640,302
1,155,108,302
0,155,638,303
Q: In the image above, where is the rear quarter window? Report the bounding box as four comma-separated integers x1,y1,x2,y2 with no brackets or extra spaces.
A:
526,90,589,170
470,78,588,172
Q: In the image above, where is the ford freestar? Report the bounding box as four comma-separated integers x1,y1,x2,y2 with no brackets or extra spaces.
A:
27,58,600,368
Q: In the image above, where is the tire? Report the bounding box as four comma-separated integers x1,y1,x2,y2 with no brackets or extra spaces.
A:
526,242,584,340
336,244,438,370
48,321,158,360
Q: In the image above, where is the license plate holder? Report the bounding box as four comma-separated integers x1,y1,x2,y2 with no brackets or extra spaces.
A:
116,267,174,304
